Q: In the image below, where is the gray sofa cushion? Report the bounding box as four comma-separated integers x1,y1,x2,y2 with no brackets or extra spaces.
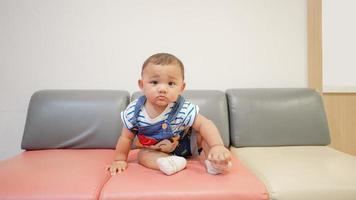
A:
226,88,330,147
132,90,230,147
21,90,130,150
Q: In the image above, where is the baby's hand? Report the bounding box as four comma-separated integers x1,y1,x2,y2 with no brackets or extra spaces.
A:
208,145,232,171
106,160,128,175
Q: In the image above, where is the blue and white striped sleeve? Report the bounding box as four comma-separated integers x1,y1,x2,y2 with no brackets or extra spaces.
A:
181,101,199,127
120,99,138,130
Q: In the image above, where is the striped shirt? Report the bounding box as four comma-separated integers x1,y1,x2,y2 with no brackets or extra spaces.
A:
121,98,199,136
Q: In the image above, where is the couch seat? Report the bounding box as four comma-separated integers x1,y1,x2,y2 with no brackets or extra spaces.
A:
100,149,268,200
231,146,356,200
0,149,115,200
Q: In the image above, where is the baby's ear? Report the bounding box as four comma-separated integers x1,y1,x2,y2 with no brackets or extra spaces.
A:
181,82,186,91
138,79,143,89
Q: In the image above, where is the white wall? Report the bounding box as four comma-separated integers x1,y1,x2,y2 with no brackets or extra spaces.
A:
0,0,307,160
323,0,356,92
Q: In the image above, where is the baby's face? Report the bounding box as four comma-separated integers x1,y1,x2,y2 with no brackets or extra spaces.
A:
139,63,185,109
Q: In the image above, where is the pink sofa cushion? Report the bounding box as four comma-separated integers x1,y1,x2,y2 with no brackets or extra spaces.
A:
100,150,268,200
0,149,115,200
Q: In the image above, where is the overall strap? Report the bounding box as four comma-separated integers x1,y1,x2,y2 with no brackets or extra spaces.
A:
166,95,185,122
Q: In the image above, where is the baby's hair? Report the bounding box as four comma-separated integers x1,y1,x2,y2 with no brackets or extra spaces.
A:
142,53,185,80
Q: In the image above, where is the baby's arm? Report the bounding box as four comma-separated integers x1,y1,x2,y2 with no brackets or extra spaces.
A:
107,127,135,175
192,114,231,168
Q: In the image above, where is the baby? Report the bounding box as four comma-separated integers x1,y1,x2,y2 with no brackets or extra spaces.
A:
107,53,232,175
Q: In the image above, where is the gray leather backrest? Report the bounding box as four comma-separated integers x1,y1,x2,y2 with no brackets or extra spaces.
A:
22,90,130,150
226,88,330,147
132,90,230,147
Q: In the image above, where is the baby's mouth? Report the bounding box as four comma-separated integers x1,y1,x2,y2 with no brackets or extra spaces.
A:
157,96,167,100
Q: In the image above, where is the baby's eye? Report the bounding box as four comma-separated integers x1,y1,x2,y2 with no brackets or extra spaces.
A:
168,82,176,87
150,81,158,85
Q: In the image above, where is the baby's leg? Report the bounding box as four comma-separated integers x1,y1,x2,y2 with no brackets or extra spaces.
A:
138,148,186,175
138,148,169,170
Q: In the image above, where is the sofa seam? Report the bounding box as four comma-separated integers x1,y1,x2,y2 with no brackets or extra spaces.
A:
95,172,112,200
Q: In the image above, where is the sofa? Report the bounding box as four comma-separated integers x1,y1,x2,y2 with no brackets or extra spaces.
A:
0,88,355,200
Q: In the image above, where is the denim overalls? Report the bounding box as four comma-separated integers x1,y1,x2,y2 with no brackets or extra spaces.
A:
130,95,194,157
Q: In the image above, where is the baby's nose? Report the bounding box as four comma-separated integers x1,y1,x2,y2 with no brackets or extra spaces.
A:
158,84,167,93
